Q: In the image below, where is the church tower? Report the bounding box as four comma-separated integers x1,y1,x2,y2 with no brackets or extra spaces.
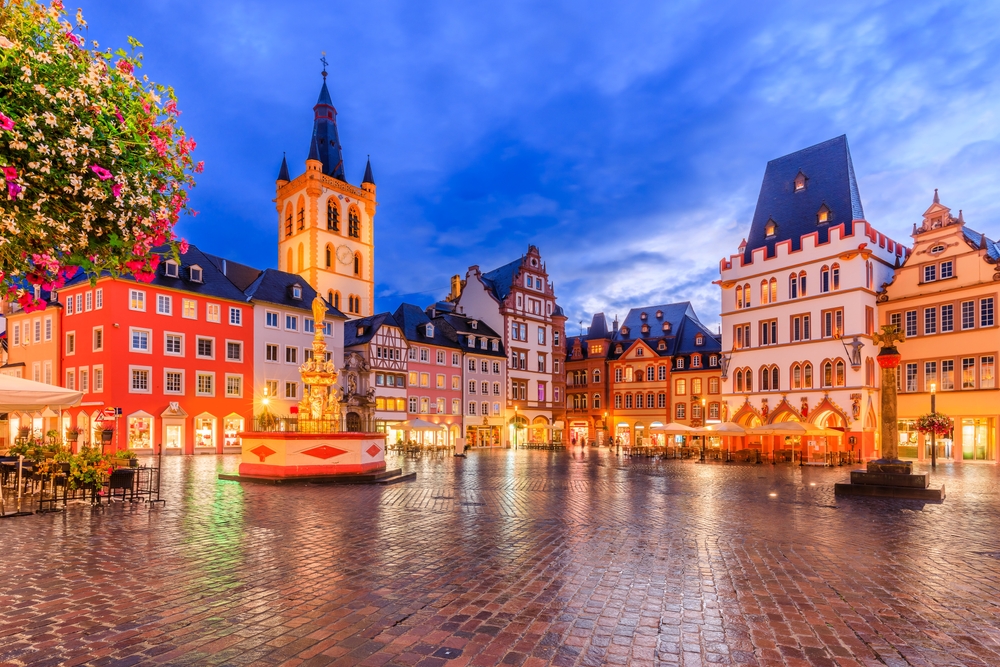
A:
276,64,377,318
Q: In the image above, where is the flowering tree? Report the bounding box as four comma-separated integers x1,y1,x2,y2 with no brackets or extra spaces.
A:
915,413,951,436
0,0,199,312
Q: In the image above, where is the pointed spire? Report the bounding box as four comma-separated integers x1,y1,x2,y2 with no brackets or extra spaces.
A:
309,69,346,181
307,135,320,162
958,209,965,224
362,155,375,185
933,188,940,204
277,152,290,182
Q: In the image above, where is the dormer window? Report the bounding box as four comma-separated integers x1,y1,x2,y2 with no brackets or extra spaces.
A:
641,324,650,334
491,340,498,351
658,341,666,350
794,171,808,192
817,204,831,224
615,344,623,354
164,260,179,278
764,218,777,237
676,358,685,369
620,326,630,336
467,335,475,346
480,338,487,349
655,310,663,319
357,326,365,336
470,320,478,329
695,334,704,346
662,322,671,332
188,265,203,283
425,323,434,338
640,312,648,320
291,284,302,300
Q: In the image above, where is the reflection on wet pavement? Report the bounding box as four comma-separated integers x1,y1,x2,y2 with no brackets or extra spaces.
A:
1,448,998,666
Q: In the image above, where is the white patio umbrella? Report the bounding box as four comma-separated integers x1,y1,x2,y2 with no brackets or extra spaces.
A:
0,374,83,411
654,422,694,434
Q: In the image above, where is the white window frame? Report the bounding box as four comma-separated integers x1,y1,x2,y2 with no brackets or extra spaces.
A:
264,310,280,329
196,371,216,397
129,365,153,394
129,327,152,354
156,293,172,316
225,339,243,362
164,368,185,395
225,373,243,398
65,330,76,356
285,346,298,364
129,289,146,311
182,298,197,319
229,307,242,326
92,326,104,352
95,288,103,309
164,332,184,357
265,343,279,363
92,365,104,393
195,336,216,360
44,316,52,341
206,303,221,323
285,314,298,331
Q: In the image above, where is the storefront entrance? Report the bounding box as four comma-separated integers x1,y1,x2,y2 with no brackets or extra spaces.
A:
569,422,589,446
962,418,995,461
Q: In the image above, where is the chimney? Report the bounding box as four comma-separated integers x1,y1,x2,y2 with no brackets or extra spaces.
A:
221,259,227,275
449,275,462,301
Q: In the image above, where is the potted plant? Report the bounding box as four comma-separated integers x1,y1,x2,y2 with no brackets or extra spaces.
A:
65,426,81,443
113,449,140,468
97,425,115,444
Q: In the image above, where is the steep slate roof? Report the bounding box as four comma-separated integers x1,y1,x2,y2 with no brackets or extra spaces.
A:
480,257,524,302
745,135,865,263
962,226,1000,262
277,153,290,181
608,302,720,359
202,252,263,292
310,77,346,181
64,244,249,302
392,303,462,350
434,312,506,358
243,268,346,318
362,157,375,185
343,312,398,347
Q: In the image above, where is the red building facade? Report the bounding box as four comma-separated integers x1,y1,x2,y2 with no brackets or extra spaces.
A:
59,246,254,455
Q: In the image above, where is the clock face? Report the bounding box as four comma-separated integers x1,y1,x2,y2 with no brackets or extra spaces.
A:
336,245,353,265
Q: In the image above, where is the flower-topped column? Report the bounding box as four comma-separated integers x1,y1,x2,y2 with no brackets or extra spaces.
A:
872,324,906,462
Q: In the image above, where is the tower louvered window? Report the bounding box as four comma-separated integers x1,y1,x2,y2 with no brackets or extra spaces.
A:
348,208,360,238
328,202,340,231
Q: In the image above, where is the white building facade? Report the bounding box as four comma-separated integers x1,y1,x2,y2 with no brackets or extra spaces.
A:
719,136,907,461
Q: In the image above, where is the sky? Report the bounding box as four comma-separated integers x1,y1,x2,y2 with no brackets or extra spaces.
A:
82,0,1000,333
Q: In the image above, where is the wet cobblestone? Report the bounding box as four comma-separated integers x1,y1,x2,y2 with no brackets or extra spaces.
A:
1,449,998,666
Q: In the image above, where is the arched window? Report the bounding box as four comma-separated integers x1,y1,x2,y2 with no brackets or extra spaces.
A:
769,278,777,303
820,265,830,293
798,271,807,296
581,395,588,409
327,201,340,231
865,357,875,386
745,368,753,392
593,369,601,383
297,204,305,230
285,248,293,272
831,263,840,290
325,245,332,268
327,290,334,307
804,363,813,388
333,292,341,310
285,211,293,237
789,273,798,299
353,253,361,276
297,243,304,273
593,394,601,409
736,285,743,309
760,280,769,305
760,367,769,391
792,363,801,389
771,366,779,391
836,360,845,386
866,260,873,290
735,370,743,393
823,361,833,387
348,207,361,238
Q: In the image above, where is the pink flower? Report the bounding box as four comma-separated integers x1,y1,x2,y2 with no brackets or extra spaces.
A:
114,108,125,126
66,31,81,47
178,239,190,255
2,166,16,181
116,60,134,75
194,161,205,174
7,182,22,199
112,183,122,198
89,164,112,181
0,113,13,131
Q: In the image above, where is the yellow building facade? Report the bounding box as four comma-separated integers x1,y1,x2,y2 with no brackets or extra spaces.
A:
276,71,377,318
879,192,998,463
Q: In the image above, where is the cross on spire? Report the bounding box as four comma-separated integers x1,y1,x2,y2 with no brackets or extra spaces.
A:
320,51,328,79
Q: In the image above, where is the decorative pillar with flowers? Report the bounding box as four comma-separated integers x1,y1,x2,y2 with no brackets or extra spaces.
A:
873,324,906,463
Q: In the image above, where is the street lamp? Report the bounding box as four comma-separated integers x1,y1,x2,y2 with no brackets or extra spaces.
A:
698,397,707,463
930,381,937,469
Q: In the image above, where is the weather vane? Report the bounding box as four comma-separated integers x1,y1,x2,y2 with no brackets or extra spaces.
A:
320,51,328,79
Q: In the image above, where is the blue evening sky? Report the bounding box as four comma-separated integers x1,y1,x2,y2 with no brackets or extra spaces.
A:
84,0,1000,332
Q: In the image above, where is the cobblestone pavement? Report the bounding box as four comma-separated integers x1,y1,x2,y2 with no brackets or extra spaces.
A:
1,449,999,667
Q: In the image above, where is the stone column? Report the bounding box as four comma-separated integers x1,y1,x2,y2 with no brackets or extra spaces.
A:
880,364,898,462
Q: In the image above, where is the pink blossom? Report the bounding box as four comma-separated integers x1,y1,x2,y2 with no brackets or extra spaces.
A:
0,113,13,131
114,108,125,126
116,60,134,75
178,239,190,254
89,164,112,180
112,183,122,198
194,161,205,174
65,31,81,47
7,182,22,199
2,166,16,181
